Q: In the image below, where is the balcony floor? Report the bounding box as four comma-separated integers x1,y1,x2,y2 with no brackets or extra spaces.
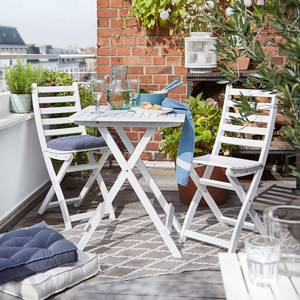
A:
4,168,299,300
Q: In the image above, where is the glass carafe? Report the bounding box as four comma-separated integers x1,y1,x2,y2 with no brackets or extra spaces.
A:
107,66,130,110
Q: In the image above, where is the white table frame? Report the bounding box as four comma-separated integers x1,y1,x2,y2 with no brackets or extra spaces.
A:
219,253,300,300
73,107,185,258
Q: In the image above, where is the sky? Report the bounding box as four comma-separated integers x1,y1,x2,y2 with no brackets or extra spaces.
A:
0,0,96,48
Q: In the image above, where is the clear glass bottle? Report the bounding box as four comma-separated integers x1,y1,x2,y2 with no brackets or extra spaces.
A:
107,66,130,110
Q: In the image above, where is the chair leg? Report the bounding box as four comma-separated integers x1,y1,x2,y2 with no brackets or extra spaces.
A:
180,166,225,242
43,156,73,230
228,199,252,253
38,157,72,215
74,151,107,207
226,171,265,235
75,150,115,219
179,188,203,242
228,171,264,252
38,186,55,215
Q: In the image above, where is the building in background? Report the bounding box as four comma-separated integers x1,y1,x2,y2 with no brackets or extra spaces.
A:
0,25,27,89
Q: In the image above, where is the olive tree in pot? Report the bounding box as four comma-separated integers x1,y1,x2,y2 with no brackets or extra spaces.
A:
5,61,43,113
160,93,232,206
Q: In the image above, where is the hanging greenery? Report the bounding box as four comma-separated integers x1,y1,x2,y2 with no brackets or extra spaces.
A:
130,0,211,35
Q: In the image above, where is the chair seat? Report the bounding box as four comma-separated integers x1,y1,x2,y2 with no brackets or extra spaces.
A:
193,154,263,173
47,134,106,152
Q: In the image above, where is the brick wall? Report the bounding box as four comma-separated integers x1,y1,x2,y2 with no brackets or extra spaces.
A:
97,0,187,161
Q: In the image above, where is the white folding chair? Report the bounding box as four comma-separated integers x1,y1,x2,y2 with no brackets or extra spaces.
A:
32,82,115,230
180,85,278,252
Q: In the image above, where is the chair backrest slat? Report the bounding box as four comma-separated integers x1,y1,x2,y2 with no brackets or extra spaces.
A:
212,85,278,165
37,85,75,93
227,100,274,111
44,127,83,137
39,96,76,104
40,106,78,115
32,82,86,152
224,112,271,123
222,124,268,136
42,117,73,126
219,136,265,148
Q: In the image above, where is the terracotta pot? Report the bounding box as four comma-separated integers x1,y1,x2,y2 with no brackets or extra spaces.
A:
178,166,229,207
227,56,250,71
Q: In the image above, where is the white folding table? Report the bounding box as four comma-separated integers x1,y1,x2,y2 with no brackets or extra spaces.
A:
72,106,185,258
219,253,300,300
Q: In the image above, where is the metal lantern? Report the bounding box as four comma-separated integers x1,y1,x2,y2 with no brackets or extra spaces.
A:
184,32,217,73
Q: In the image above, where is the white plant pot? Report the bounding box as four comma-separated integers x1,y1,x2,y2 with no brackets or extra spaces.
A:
190,32,212,38
10,94,32,113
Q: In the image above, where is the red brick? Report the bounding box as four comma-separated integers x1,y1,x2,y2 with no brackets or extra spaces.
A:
111,0,123,8
153,75,167,84
126,18,139,27
111,57,124,65
111,19,124,28
97,48,111,56
123,56,137,65
146,142,160,151
133,48,158,56
127,132,139,140
98,28,121,37
146,66,172,74
98,57,110,65
122,28,145,37
124,38,137,46
98,37,110,47
174,66,187,75
128,66,144,74
153,57,165,65
98,19,109,27
141,84,158,91
138,56,152,65
97,0,110,8
119,9,129,17
139,75,153,84
166,56,181,65
154,132,162,141
116,47,130,56
98,9,118,18
137,38,149,46
111,37,124,46
96,66,111,75
162,48,184,56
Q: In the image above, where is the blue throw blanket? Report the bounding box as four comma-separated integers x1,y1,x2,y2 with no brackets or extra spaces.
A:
162,98,195,186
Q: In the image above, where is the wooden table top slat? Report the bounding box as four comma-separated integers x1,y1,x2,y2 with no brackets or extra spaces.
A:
71,106,185,128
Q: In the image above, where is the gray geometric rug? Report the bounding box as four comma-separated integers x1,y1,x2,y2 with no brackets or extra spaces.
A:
54,207,255,284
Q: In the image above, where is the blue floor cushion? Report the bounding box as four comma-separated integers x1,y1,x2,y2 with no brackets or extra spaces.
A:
0,222,78,284
47,134,106,151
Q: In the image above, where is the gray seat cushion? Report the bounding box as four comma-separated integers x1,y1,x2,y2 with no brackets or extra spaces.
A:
0,222,78,284
47,134,106,151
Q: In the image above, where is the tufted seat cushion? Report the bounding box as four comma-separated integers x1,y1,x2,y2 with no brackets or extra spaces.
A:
47,134,106,151
0,222,77,284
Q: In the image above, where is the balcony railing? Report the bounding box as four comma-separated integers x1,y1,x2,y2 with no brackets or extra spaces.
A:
0,53,97,92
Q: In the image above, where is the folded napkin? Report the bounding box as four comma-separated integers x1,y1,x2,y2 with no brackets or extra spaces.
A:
162,98,195,186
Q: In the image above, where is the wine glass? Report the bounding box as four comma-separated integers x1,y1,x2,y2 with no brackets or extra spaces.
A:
91,80,106,114
128,79,140,107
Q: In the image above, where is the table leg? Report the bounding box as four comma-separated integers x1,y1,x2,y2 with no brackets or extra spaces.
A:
78,127,182,258
115,127,182,234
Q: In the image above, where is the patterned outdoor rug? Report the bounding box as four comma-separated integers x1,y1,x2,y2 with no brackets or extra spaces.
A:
54,207,254,284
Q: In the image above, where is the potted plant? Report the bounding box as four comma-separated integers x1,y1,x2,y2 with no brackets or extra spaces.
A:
160,93,232,206
5,61,43,113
